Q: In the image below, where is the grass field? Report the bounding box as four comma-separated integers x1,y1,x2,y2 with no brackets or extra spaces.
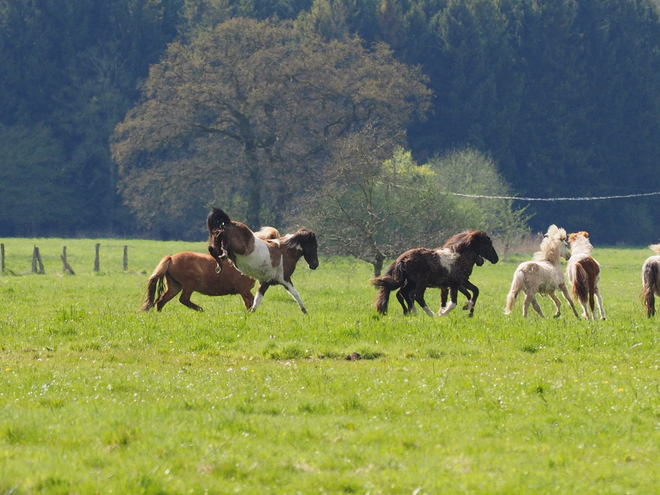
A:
1,237,659,494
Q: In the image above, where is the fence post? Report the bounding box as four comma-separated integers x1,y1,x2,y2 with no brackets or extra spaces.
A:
1,243,4,273
32,246,45,274
94,243,100,272
61,246,75,275
123,245,128,271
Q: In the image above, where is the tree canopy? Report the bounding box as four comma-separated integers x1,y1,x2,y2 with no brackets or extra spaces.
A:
112,17,431,231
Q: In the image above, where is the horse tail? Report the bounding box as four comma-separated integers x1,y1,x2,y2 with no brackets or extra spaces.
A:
140,256,172,311
571,264,589,307
504,268,525,314
642,260,658,317
371,262,406,315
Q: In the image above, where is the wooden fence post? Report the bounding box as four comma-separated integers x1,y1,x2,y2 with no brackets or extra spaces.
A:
61,246,75,275
1,243,4,273
123,245,128,271
94,243,100,272
32,246,45,274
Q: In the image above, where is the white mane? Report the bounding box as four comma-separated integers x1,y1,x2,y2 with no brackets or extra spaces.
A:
532,225,567,263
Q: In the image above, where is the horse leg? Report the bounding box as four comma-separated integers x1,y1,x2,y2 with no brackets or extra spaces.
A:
239,290,255,311
524,291,543,318
461,281,479,317
594,287,606,320
179,291,203,312
413,286,434,317
251,283,271,313
397,280,416,315
548,291,562,318
559,283,580,318
440,287,449,312
155,276,182,311
281,281,308,314
439,285,458,316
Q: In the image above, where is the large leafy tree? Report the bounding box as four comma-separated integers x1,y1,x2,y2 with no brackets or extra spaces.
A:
113,17,430,230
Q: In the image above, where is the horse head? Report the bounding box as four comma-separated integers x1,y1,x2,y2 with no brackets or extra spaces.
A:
537,225,570,263
291,228,319,270
476,232,499,264
207,208,233,272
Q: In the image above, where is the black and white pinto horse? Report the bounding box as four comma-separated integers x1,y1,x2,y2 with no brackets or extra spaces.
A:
206,208,319,313
372,230,499,317
642,243,660,317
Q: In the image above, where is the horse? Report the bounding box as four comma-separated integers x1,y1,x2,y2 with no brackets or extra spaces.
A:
372,229,499,317
504,225,580,318
206,208,319,313
140,252,256,312
566,231,606,320
642,244,660,317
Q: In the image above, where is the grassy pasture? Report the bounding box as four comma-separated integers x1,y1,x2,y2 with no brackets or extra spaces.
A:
1,237,659,494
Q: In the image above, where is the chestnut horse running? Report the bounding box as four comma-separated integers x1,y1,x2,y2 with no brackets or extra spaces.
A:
206,208,319,313
140,253,256,312
566,231,606,320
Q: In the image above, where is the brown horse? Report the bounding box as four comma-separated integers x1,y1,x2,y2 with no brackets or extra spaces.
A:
642,244,660,317
566,231,606,320
372,230,498,317
140,252,256,312
207,208,319,313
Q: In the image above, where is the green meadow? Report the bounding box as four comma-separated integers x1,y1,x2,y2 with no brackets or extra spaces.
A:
1,238,659,494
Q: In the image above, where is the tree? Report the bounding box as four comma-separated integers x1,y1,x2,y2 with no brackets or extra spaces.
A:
300,129,527,275
112,17,431,230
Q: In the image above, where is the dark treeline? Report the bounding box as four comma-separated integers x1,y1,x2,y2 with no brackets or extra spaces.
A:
2,0,660,243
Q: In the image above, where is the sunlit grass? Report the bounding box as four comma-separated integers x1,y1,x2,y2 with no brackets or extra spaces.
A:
1,238,659,493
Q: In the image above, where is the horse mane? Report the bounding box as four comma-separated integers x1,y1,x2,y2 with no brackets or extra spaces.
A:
283,228,317,250
568,231,593,256
650,244,660,255
207,208,232,232
443,229,488,253
533,225,567,263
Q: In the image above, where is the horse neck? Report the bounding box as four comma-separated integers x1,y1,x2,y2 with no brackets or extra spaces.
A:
533,245,562,266
570,240,593,257
223,224,255,257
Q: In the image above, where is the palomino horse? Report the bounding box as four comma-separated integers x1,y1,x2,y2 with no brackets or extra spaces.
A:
140,253,256,312
642,244,660,317
372,230,499,317
206,208,319,313
505,225,579,318
566,231,606,320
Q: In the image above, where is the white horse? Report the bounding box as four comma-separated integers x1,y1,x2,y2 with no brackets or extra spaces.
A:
642,244,660,317
566,231,605,320
505,225,580,318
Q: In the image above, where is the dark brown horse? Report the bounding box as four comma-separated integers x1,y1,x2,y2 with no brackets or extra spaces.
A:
140,252,256,312
207,208,319,313
372,230,498,317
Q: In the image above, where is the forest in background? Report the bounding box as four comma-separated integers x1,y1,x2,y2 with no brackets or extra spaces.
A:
2,0,660,244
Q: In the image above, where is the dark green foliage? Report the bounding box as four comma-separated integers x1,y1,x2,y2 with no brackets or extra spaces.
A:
3,0,660,243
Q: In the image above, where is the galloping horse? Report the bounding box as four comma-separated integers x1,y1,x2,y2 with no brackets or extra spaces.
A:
372,230,499,317
566,231,606,320
206,208,319,313
505,225,580,318
642,244,660,317
140,253,256,312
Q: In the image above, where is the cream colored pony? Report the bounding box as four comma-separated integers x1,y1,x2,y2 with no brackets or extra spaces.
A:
505,225,580,318
642,244,660,317
566,231,605,320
